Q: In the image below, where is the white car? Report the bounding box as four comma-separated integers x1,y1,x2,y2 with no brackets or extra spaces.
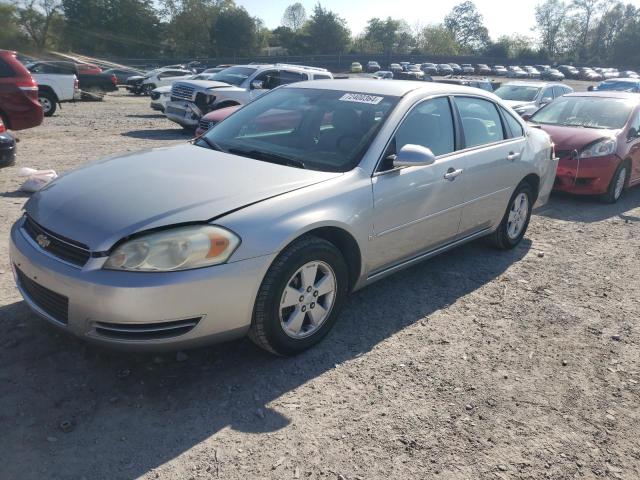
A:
149,73,219,113
164,64,333,128
140,68,193,95
25,62,82,116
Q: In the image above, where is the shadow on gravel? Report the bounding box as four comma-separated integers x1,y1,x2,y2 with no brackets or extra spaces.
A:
536,187,640,224
126,114,166,119
121,129,193,141
0,240,530,480
0,190,31,198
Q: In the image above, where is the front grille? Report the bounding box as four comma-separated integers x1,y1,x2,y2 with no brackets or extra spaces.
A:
94,318,201,341
16,267,69,325
22,216,91,267
171,83,194,101
198,120,215,132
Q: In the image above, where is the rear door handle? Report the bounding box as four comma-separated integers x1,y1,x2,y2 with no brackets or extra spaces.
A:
444,168,464,181
507,151,521,161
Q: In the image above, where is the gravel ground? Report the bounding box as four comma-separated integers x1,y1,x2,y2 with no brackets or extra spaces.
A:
1,89,639,480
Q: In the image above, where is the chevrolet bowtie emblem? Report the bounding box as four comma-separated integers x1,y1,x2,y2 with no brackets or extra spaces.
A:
36,234,51,249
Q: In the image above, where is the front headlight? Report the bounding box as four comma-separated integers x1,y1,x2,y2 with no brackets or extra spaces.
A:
104,225,240,272
579,138,616,158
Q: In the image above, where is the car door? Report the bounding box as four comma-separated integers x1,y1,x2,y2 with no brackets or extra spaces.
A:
278,70,308,87
369,96,465,273
248,70,279,101
453,96,527,235
626,108,640,185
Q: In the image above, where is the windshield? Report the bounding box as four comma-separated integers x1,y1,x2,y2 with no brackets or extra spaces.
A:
198,88,400,172
494,85,540,102
530,96,634,129
206,66,256,87
596,81,639,92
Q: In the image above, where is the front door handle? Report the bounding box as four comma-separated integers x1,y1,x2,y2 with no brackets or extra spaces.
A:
507,151,521,161
444,168,464,181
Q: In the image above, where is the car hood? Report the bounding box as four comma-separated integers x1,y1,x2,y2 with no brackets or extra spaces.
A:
177,80,234,89
25,144,342,251
502,100,535,109
536,124,618,150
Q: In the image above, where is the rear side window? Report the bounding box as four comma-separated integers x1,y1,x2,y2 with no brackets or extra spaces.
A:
394,97,455,157
500,107,524,137
455,97,505,148
279,70,306,85
552,86,566,98
0,58,15,78
313,73,332,80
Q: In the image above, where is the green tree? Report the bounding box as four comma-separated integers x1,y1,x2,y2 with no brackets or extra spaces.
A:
160,0,220,57
444,1,490,52
416,24,460,56
17,0,62,51
281,2,306,31
212,5,258,56
534,0,568,59
303,3,350,54
0,2,31,51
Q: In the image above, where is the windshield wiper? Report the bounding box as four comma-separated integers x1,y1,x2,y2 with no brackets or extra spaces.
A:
227,148,306,169
195,136,224,152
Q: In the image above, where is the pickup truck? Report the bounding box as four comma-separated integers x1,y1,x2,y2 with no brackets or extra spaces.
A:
27,61,117,98
24,62,81,116
164,64,333,129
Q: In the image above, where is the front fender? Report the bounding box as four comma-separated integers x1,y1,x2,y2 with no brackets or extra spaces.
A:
218,169,373,280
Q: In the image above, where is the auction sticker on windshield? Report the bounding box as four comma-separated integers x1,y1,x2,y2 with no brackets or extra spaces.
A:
339,93,384,105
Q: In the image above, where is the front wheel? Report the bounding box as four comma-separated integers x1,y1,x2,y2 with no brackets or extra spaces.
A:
486,182,534,249
600,162,628,203
249,236,349,356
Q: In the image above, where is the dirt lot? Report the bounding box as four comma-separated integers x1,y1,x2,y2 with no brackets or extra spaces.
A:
1,89,639,480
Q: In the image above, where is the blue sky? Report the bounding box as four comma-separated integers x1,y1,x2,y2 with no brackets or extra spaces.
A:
235,0,640,41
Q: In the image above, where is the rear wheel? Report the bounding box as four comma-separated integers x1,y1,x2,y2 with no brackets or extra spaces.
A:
486,182,534,249
142,84,155,96
249,236,349,356
600,161,628,203
39,91,57,117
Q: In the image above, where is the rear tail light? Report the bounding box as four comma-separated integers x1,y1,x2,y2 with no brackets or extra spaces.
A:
111,74,117,86
74,77,79,91
17,77,39,102
0,120,5,133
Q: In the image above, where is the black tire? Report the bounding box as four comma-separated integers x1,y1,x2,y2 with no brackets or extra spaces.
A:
39,91,57,117
249,236,349,356
142,84,155,96
600,161,628,204
486,182,534,250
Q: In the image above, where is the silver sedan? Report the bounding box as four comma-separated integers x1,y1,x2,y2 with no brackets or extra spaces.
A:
10,80,558,355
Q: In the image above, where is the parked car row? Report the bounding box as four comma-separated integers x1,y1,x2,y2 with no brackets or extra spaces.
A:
156,63,333,130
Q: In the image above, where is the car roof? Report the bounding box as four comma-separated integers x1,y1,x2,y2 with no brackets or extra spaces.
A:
565,91,640,100
502,81,554,87
288,78,497,98
601,78,640,83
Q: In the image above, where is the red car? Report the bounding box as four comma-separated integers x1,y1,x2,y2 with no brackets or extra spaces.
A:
528,91,640,202
195,105,241,137
76,63,102,75
0,49,43,130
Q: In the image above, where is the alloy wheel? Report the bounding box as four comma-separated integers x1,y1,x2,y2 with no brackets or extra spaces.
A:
507,192,529,240
279,261,337,339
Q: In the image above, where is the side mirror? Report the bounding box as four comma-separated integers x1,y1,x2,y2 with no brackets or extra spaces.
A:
251,80,264,90
522,113,532,121
541,97,553,105
628,127,638,141
392,144,436,168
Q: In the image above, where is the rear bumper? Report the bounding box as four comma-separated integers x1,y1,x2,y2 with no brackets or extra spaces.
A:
553,154,620,195
1,94,43,130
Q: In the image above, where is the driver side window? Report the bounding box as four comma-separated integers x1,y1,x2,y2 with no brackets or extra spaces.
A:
394,97,456,156
253,70,279,89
